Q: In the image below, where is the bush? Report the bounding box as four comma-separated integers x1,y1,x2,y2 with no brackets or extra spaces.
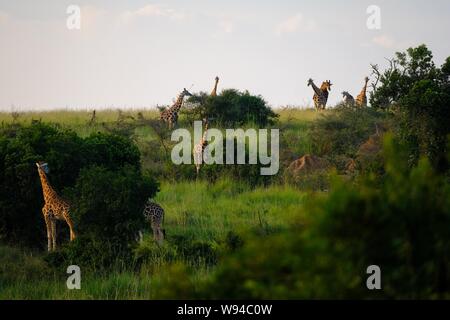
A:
185,89,278,127
44,235,130,273
370,44,450,170
310,106,386,167
67,166,158,245
0,245,51,286
197,136,450,299
83,132,141,171
0,123,85,247
0,123,155,250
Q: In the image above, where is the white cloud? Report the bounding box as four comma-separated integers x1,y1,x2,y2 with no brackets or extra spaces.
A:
120,4,185,23
372,34,396,49
275,13,317,35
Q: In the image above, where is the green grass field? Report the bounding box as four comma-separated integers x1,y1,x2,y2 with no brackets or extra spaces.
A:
0,107,317,299
0,178,306,299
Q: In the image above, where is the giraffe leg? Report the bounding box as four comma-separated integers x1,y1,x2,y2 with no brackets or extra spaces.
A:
64,211,76,241
152,224,158,242
157,227,164,245
43,209,52,252
51,219,57,251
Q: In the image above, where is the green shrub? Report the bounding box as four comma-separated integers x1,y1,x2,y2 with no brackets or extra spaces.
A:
83,132,141,171
370,44,450,170
0,122,153,250
310,106,386,167
198,136,450,299
0,123,85,247
0,245,51,287
67,166,158,245
185,89,278,127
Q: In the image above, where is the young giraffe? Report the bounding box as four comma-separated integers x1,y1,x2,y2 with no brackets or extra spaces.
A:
142,199,165,245
356,77,370,107
210,76,219,97
342,91,355,106
193,118,209,176
36,162,76,251
160,88,193,129
307,79,332,110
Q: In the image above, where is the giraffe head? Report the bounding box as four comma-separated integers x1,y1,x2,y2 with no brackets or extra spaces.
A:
182,88,193,97
36,161,50,174
321,80,332,92
342,91,350,97
307,78,314,86
364,76,369,83
215,76,219,82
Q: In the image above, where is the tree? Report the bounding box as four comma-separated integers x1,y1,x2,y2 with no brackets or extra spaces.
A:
370,44,450,170
185,89,278,127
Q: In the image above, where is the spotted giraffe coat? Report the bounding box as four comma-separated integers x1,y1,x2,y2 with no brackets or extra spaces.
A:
143,200,165,244
193,119,209,175
160,88,192,129
356,77,369,107
308,79,332,110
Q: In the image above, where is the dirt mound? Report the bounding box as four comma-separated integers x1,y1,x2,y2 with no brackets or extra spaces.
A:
357,134,383,158
288,154,329,175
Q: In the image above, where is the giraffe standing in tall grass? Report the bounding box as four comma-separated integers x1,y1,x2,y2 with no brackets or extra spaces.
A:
160,88,192,129
356,77,370,107
142,199,165,245
342,91,355,106
36,162,76,251
307,79,332,110
193,118,209,176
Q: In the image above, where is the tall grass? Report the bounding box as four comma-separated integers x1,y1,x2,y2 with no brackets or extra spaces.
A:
0,180,305,299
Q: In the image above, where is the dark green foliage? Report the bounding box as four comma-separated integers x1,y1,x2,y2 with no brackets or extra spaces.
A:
44,235,133,273
0,245,51,287
83,133,141,171
198,136,450,299
370,44,450,170
0,123,85,247
164,135,274,186
185,89,278,127
310,106,385,168
0,123,156,252
66,166,158,244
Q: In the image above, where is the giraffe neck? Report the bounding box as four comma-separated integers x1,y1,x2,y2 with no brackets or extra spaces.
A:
170,92,186,113
360,80,369,97
201,123,209,145
38,169,58,203
309,81,321,95
211,79,219,96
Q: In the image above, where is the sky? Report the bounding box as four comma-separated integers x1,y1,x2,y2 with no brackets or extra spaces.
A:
0,0,449,111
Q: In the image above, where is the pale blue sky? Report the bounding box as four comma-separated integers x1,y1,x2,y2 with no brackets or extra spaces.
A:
0,0,449,110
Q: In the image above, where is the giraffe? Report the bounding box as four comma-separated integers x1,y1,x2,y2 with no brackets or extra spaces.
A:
142,199,165,245
342,91,355,106
307,79,332,110
193,118,209,176
36,162,76,251
356,77,370,107
210,76,219,97
160,88,193,129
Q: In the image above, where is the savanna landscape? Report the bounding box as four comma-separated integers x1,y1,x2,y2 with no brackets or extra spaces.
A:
1,43,450,300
